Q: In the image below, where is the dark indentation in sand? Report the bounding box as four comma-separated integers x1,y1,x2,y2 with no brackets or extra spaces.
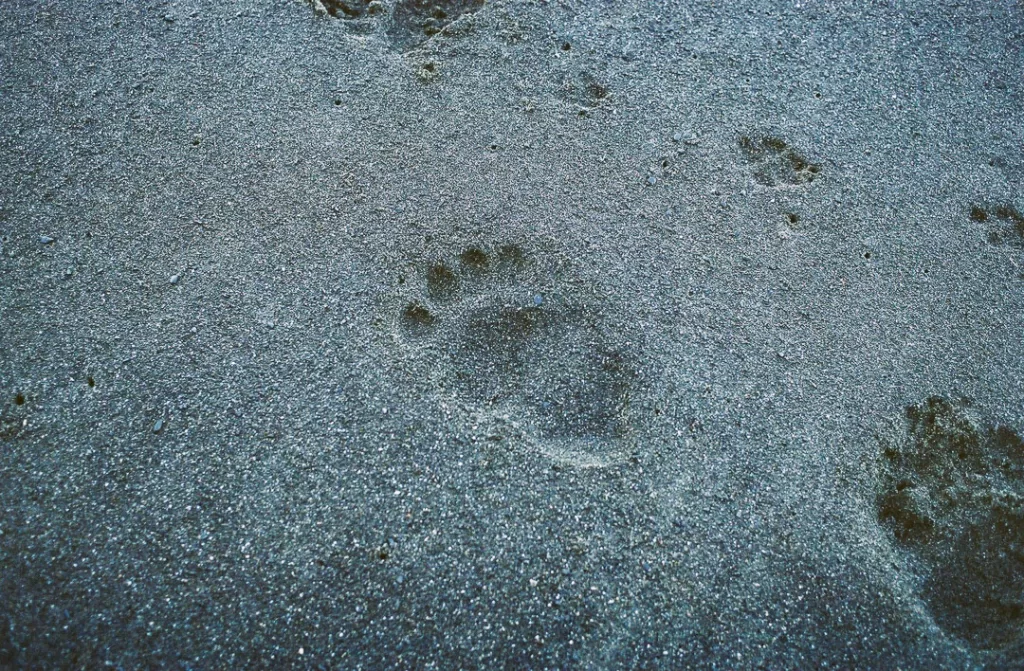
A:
401,301,436,335
783,211,812,232
496,243,526,270
453,305,549,396
1,393,30,441
924,508,1024,650
416,60,439,83
972,203,1024,246
389,0,485,50
310,0,481,50
458,246,489,274
426,262,458,300
529,340,635,441
399,244,640,459
739,135,820,186
453,302,636,445
562,72,611,111
877,396,1024,651
317,0,382,20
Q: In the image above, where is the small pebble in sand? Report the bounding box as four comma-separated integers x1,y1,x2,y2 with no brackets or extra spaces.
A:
647,175,658,186
533,294,543,306
169,274,180,285
39,235,54,245
152,419,164,434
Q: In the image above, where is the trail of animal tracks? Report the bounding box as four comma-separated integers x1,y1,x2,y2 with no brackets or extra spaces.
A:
1,1,1023,668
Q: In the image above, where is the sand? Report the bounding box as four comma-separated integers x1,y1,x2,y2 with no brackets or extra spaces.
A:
1,0,1023,668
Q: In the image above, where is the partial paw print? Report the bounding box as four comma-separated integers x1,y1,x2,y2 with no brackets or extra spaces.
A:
971,203,1024,248
313,0,384,20
309,0,484,51
561,71,612,115
310,0,383,34
396,243,643,466
876,396,1024,655
739,135,820,187
0,391,30,441
389,0,484,50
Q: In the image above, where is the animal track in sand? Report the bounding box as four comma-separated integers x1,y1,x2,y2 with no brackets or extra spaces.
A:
309,0,484,51
397,243,642,466
388,0,485,50
314,0,383,20
739,135,820,186
0,392,30,442
876,396,1024,653
560,71,612,114
970,203,1024,248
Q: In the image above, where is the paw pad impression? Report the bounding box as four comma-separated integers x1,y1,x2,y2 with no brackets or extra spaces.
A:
877,396,1024,652
398,242,643,465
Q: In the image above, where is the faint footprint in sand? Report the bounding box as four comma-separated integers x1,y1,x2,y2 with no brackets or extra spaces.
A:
560,71,612,115
397,243,643,467
876,396,1024,655
308,0,484,50
739,135,820,186
388,0,485,50
970,203,1024,248
0,392,30,442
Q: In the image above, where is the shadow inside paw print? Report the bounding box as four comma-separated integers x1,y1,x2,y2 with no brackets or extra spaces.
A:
925,507,1024,650
739,135,820,186
455,304,634,443
877,396,1024,653
400,243,640,463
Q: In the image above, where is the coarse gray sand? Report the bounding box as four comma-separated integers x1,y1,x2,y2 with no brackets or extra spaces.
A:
1,0,1023,668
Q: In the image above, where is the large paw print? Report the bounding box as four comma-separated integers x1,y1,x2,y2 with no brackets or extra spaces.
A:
398,243,642,466
877,396,1024,654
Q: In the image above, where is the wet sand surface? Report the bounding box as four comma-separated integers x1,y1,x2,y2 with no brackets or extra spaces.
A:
1,1,1023,668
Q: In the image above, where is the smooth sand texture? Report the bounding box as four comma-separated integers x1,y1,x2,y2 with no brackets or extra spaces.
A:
1,0,1023,668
